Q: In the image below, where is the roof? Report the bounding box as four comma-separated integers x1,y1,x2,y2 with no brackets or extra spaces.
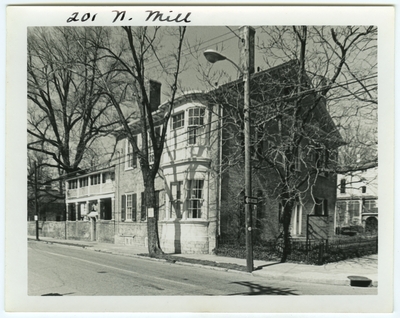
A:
65,166,115,181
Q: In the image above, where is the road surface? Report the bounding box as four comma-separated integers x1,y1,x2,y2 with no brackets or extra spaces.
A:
28,241,377,296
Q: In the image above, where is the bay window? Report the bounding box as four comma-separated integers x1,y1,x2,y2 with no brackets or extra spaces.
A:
172,112,184,129
187,179,204,218
188,108,205,145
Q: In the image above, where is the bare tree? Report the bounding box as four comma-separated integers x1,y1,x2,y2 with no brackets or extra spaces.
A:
27,27,120,176
206,26,377,262
92,26,187,256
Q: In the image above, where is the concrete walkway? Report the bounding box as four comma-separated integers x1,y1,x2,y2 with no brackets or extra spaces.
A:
28,236,378,287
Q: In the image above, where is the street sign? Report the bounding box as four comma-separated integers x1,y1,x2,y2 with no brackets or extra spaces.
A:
244,196,258,205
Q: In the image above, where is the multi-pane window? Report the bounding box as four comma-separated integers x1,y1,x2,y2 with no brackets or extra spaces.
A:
188,108,205,126
79,177,88,187
69,179,78,189
172,112,184,129
363,200,378,214
90,174,101,185
188,108,205,145
126,194,132,220
340,179,346,193
126,136,137,169
170,181,183,218
121,193,137,221
187,180,204,218
314,198,328,216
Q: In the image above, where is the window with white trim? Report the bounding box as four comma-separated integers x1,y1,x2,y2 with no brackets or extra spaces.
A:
187,108,205,145
187,179,204,218
172,112,184,129
126,194,132,220
126,137,137,169
121,193,137,221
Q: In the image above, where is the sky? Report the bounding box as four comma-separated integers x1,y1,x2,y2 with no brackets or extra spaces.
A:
27,25,378,173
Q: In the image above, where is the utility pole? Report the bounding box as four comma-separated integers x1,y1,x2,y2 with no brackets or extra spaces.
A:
241,26,255,273
204,26,255,272
34,161,40,241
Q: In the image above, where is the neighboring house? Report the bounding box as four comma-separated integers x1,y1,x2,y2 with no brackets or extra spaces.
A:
335,162,378,234
62,58,342,253
64,167,116,242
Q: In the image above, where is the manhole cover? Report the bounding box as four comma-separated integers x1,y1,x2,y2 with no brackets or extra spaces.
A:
347,275,372,287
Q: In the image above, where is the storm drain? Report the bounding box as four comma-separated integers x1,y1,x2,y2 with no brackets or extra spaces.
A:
347,276,372,287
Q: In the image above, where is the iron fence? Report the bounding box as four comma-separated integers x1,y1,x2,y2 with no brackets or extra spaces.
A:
216,235,378,265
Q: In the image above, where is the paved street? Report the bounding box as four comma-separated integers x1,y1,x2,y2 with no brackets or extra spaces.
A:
28,241,377,296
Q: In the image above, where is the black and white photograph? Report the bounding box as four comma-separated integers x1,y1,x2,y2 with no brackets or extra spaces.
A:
5,5,395,314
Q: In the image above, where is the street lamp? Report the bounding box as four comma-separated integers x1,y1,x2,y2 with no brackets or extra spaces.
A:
203,50,243,75
204,33,254,272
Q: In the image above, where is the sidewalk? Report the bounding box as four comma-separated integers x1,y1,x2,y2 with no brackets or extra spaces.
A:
28,236,378,287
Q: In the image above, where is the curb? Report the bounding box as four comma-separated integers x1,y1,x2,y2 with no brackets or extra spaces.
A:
29,238,377,286
252,268,378,287
30,238,251,275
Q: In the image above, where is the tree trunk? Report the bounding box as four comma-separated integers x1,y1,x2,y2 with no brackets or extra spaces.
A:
280,199,294,263
144,176,163,256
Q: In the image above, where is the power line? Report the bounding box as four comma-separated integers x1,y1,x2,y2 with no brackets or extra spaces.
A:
33,71,378,183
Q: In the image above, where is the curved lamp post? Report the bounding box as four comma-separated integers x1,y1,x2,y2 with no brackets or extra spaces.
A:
203,49,243,75
204,45,253,273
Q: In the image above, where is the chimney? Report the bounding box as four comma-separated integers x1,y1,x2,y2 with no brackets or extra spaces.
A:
145,79,162,112
239,26,256,75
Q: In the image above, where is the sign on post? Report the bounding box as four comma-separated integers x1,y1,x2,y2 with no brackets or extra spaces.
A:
244,196,258,205
147,207,154,218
